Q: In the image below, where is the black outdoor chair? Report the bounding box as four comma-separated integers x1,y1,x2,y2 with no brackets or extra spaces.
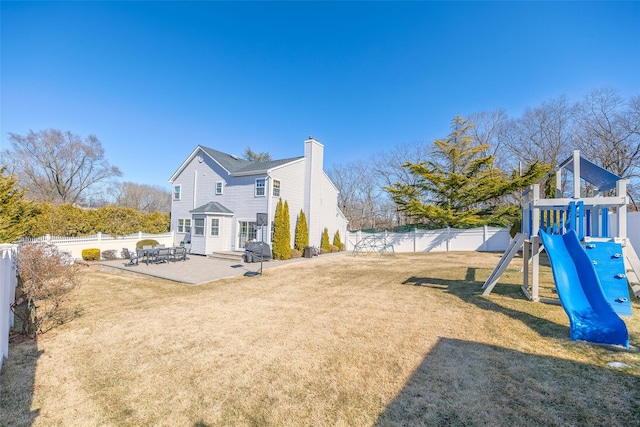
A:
122,248,139,266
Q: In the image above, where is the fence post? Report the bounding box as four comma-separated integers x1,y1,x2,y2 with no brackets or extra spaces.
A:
414,227,417,252
447,226,451,252
483,225,488,251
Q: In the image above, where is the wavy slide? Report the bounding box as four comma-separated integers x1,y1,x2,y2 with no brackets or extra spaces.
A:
539,229,629,348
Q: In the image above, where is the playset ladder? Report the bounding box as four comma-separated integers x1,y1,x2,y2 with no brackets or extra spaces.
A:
482,233,526,296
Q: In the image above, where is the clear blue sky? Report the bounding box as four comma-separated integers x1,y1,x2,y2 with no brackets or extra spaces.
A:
2,1,639,189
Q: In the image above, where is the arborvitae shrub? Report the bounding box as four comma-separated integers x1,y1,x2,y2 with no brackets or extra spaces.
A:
82,248,101,261
290,248,302,258
320,228,330,253
332,231,343,251
294,209,309,250
272,198,291,260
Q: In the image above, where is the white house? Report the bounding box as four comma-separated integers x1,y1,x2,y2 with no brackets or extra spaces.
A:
169,137,348,255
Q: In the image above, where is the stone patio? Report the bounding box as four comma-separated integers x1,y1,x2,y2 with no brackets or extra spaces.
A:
99,252,338,285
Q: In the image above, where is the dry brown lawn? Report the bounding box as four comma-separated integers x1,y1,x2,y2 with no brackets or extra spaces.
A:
1,252,639,427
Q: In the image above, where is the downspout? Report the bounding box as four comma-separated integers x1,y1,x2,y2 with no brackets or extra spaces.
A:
266,171,273,244
193,169,198,210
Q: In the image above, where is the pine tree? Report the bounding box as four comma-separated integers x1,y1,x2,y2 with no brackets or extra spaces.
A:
294,209,309,250
272,198,291,260
385,116,548,228
320,227,331,253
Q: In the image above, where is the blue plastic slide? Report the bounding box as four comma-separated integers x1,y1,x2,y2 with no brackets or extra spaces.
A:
539,229,629,348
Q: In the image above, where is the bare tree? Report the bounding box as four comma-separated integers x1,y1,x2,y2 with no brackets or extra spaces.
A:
573,88,640,183
503,95,575,169
113,181,171,213
328,160,386,230
3,129,122,205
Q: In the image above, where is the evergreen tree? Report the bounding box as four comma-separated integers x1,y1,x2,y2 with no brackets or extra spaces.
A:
320,227,331,253
0,166,38,242
272,198,291,260
294,209,309,250
386,116,548,228
332,230,343,251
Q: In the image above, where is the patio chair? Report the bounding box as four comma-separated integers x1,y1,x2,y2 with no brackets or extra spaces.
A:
122,248,139,266
155,247,171,263
172,246,187,262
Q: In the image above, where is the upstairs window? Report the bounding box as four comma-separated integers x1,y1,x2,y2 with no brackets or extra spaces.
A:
216,181,224,195
173,185,181,200
255,178,265,196
273,180,281,197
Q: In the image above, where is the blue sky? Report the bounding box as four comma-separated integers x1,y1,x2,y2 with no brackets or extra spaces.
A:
2,1,639,190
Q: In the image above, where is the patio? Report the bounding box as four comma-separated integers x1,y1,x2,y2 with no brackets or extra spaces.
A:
100,252,328,285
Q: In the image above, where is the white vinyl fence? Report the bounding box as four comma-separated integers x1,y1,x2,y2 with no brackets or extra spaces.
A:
20,231,176,261
0,244,18,371
348,226,512,253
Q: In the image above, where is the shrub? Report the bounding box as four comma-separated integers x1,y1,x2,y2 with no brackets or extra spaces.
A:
136,239,159,249
330,244,340,253
13,242,79,334
272,198,291,260
290,248,302,258
320,228,331,253
332,231,343,251
294,209,309,251
82,248,100,261
101,249,118,260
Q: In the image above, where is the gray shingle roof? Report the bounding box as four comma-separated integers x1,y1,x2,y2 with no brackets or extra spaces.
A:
199,146,252,173
199,145,303,175
189,201,234,215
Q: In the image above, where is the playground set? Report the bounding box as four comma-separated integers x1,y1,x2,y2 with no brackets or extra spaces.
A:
483,151,639,348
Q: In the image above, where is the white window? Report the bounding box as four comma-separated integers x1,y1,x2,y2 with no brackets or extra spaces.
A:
173,185,181,200
216,181,223,195
210,219,220,236
273,180,281,197
178,219,191,233
194,218,205,236
255,178,265,196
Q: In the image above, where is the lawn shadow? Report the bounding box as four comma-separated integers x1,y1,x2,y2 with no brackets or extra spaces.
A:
0,335,42,426
402,267,568,340
375,337,640,426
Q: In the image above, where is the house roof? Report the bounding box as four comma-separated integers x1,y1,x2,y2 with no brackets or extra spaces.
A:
199,146,252,173
169,145,304,183
189,201,234,215
557,154,622,192
231,156,304,176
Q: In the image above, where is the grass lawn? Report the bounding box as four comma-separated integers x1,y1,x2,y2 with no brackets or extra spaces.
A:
1,252,639,426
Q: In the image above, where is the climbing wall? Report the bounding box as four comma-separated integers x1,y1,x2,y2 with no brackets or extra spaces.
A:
584,240,633,316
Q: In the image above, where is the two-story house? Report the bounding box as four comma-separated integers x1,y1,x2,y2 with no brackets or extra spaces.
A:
169,137,348,255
